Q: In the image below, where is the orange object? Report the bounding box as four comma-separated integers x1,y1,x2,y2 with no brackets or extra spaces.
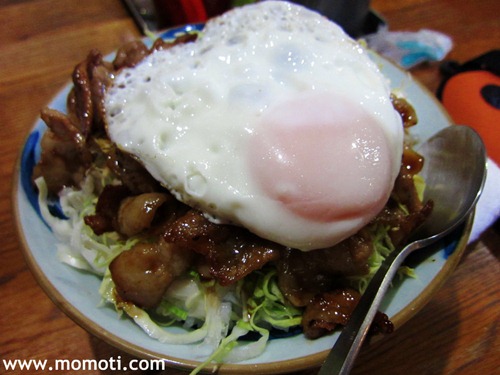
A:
441,70,500,164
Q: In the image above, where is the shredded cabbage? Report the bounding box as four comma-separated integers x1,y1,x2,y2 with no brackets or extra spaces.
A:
36,175,137,275
347,222,418,293
38,172,291,371
36,169,417,374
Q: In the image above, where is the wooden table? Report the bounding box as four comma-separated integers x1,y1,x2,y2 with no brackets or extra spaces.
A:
1,1,498,374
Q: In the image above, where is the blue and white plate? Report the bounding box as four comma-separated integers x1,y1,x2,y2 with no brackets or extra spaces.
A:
13,25,471,374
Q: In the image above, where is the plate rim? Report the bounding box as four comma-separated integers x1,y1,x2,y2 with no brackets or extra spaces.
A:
12,162,473,374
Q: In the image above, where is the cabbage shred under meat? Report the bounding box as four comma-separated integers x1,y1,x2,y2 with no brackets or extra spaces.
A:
36,166,405,372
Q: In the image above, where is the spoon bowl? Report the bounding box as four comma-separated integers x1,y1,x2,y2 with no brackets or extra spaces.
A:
319,125,487,375
413,125,487,242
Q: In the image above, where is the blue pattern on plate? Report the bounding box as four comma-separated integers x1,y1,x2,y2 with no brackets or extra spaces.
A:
20,127,66,224
20,130,41,216
442,237,459,259
159,23,204,40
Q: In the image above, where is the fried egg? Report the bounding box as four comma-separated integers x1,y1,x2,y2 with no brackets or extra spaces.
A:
105,1,404,251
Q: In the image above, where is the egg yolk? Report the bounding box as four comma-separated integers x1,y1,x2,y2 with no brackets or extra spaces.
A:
249,92,393,222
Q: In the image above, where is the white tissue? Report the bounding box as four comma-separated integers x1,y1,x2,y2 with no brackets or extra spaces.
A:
365,27,453,69
470,158,500,242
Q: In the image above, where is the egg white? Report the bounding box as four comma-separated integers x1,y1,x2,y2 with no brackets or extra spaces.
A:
105,1,403,250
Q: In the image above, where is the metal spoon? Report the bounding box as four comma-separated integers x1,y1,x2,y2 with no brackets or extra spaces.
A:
318,125,487,375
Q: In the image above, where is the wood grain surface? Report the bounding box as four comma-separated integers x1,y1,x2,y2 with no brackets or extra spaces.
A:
1,1,499,374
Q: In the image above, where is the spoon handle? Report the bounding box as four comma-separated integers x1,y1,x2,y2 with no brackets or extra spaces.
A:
318,243,413,375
